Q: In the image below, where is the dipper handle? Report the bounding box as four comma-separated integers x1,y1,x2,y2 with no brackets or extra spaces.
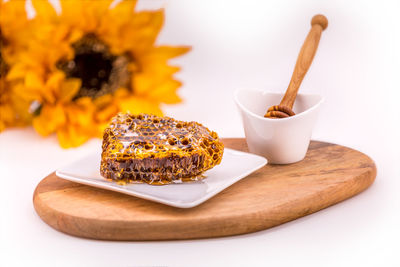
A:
280,14,328,108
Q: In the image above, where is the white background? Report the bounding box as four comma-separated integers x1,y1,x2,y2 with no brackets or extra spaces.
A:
1,0,400,266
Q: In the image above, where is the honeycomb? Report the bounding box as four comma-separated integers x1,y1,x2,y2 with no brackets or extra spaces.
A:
100,113,224,185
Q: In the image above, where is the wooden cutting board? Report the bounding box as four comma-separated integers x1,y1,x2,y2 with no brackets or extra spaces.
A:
33,138,376,240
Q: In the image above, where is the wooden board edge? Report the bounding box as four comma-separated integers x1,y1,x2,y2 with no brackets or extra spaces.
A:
32,162,377,241
32,140,378,241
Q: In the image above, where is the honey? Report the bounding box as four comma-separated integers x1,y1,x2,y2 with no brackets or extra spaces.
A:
100,113,224,185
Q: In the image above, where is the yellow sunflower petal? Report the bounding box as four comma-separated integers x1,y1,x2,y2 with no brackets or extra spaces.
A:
59,78,82,102
65,97,95,127
131,46,189,101
57,125,91,148
0,97,15,130
148,79,182,104
25,71,43,89
110,0,137,17
67,28,84,44
114,88,131,98
135,47,189,76
96,104,118,121
59,0,86,30
88,0,114,17
60,0,113,32
93,94,119,123
143,64,181,77
12,83,37,103
131,73,153,95
118,95,163,116
57,98,99,148
146,46,191,60
25,71,60,104
46,71,64,89
93,93,114,108
103,10,164,54
0,0,28,47
6,63,27,80
24,71,46,101
0,80,15,130
32,104,66,136
10,92,32,126
31,0,58,21
132,66,182,102
56,127,72,148
132,10,164,44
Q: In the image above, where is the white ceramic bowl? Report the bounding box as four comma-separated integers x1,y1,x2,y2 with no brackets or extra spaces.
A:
234,89,323,164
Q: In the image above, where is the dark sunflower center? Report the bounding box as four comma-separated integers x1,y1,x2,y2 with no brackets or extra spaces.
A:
57,34,130,100
71,45,113,91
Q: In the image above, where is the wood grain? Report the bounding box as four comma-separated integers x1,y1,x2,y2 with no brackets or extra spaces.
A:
33,138,376,240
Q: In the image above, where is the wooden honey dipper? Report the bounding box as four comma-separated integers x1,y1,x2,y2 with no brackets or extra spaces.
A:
265,14,328,118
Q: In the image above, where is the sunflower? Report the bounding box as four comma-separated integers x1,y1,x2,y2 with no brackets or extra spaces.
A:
0,0,32,131
7,0,189,147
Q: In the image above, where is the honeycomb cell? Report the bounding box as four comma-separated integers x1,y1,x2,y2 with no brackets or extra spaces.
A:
100,113,224,185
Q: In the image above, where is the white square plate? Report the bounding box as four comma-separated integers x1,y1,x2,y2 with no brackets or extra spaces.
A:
56,148,267,208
